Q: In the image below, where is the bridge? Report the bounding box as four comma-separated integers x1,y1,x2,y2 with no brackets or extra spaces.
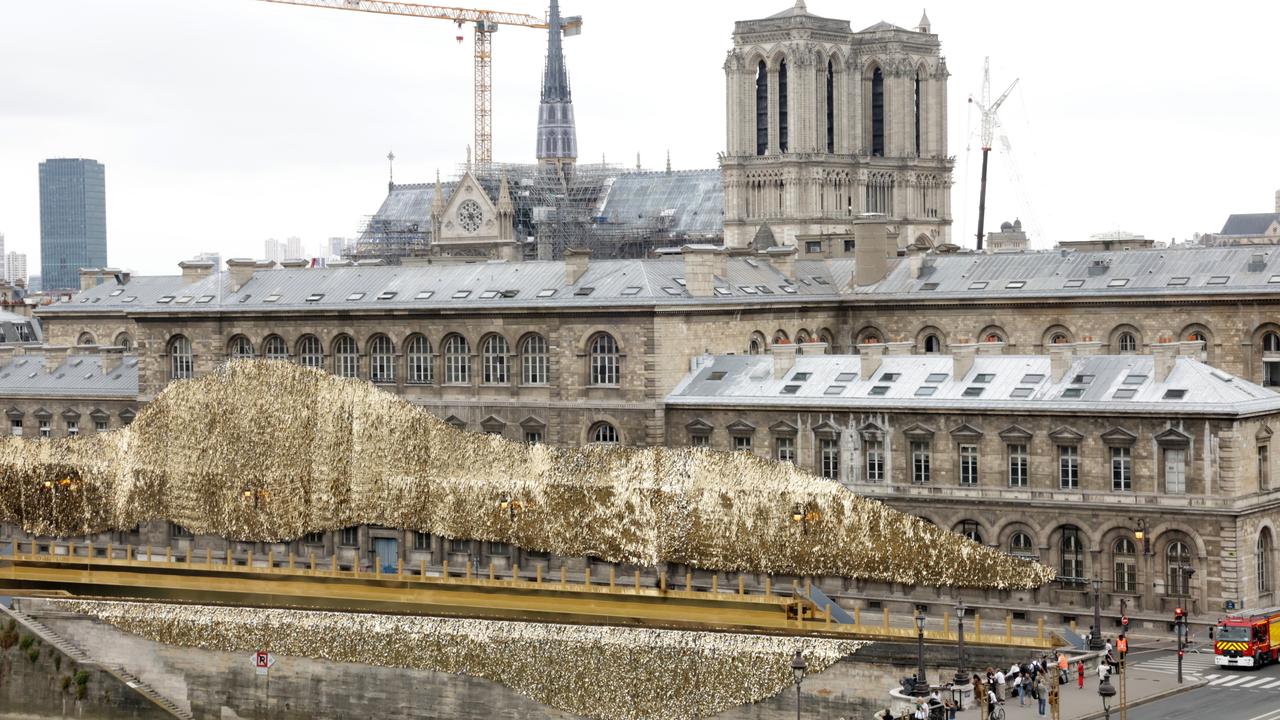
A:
1,539,1056,649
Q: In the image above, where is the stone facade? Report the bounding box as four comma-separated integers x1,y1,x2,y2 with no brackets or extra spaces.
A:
721,4,952,249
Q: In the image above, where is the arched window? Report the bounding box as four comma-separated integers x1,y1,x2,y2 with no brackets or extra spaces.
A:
778,59,789,153
825,59,835,154
1051,333,1069,345
773,330,790,345
521,334,548,385
870,66,885,157
168,335,193,380
406,334,433,384
443,334,470,385
369,335,395,383
263,335,288,361
923,334,941,354
589,333,620,386
1166,541,1193,596
1118,332,1137,353
1113,537,1137,593
1260,529,1274,594
296,335,323,369
1265,332,1280,353
114,333,133,351
481,334,509,385
796,329,813,344
333,335,358,378
747,332,765,355
958,521,983,544
755,60,768,156
228,335,254,359
1010,532,1035,557
913,69,922,158
589,422,619,445
77,332,95,345
1060,526,1084,584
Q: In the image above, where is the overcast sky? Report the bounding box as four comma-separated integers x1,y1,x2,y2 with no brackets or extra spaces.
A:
1,0,1277,276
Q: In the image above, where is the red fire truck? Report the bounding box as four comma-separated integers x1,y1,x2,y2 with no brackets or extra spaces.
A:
1215,606,1280,668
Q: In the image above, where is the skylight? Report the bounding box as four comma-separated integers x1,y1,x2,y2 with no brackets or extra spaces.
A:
662,287,682,295
713,287,732,296
781,286,798,294
574,287,595,296
780,384,801,395
377,291,397,300
1010,387,1034,398
973,373,995,383
824,385,846,396
914,386,937,397
305,293,324,302
738,286,758,295
157,296,174,304
1005,280,1027,289
622,286,643,295
1270,275,1280,284
1207,276,1230,285
1061,387,1085,398
451,290,471,299
479,290,500,299
1107,278,1130,287
1064,279,1085,288
536,289,556,298
1112,388,1137,399
926,373,949,383
1168,277,1189,286
791,372,812,381
346,292,365,301
238,294,251,303
869,386,890,396
880,372,900,382
175,295,193,304
415,290,434,300
921,282,940,291
673,278,686,286
196,295,214,304
1021,374,1045,384
109,289,124,297
756,286,775,294
835,372,857,382
1122,374,1148,385
264,294,282,303
963,387,985,397
1072,374,1095,384
968,281,988,290
813,276,830,285
707,371,727,381
1163,389,1187,400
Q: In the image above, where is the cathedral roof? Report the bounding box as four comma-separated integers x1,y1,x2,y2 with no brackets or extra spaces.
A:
859,20,910,32
1221,213,1280,236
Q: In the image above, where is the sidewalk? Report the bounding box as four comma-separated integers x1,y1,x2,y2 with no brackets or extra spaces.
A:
982,666,1203,720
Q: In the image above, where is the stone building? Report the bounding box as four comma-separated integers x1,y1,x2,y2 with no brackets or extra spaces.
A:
720,3,953,250
666,341,1280,618
985,219,1028,253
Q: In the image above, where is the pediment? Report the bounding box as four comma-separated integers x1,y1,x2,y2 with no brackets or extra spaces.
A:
1155,427,1192,447
1258,424,1274,441
949,423,983,441
858,421,884,440
1048,426,1084,443
769,420,798,437
812,421,842,439
119,408,136,423
444,415,467,430
902,423,936,440
726,420,756,435
998,424,1033,441
32,407,51,420
438,170,499,243
89,407,110,420
479,415,506,433
60,408,81,421
685,418,714,434
5,407,22,419
1100,427,1137,446
519,415,547,431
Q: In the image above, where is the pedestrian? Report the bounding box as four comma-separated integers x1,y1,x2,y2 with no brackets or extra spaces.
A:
1035,674,1049,716
994,667,1006,700
1014,673,1026,705
974,674,988,720
1077,660,1085,689
1097,660,1110,685
1104,637,1113,655
913,697,929,720
987,684,1001,718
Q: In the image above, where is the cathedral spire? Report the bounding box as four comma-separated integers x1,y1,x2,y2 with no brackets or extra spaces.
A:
536,0,577,167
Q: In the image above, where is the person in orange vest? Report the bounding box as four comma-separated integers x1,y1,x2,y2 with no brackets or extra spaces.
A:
1077,660,1085,689
1117,634,1128,659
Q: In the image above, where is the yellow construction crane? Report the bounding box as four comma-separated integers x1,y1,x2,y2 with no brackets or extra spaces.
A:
260,0,581,165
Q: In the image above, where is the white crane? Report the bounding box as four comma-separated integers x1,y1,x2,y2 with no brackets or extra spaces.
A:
968,57,1018,250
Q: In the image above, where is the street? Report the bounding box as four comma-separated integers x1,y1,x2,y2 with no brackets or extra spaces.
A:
1125,649,1280,720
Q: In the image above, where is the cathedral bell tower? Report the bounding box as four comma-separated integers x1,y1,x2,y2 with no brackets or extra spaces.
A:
536,0,577,179
720,2,954,252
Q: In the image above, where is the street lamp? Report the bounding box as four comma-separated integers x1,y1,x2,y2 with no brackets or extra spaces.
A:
1098,672,1117,720
790,650,807,720
953,600,968,687
1089,577,1105,651
914,613,929,696
1132,518,1150,555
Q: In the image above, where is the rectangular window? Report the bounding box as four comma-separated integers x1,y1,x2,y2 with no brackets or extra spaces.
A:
690,434,709,448
449,538,470,554
1059,445,1080,489
38,420,50,438
1164,448,1186,494
66,420,78,436
775,436,796,464
865,439,884,482
524,431,543,445
338,527,359,547
1114,558,1136,593
805,241,822,254
1008,444,1029,487
959,444,979,486
819,438,840,479
95,420,107,432
10,419,20,437
1111,446,1132,491
911,441,931,484
733,435,753,453
302,532,325,545
414,532,432,551
1261,445,1270,490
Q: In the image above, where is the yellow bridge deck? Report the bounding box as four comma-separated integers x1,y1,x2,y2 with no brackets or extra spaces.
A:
0,545,1055,649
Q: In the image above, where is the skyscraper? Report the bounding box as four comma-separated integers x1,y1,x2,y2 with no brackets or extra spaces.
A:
39,158,107,291
5,253,28,286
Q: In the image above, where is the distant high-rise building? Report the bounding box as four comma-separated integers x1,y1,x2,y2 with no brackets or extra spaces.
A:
39,158,107,291
264,238,284,264
193,251,221,268
5,253,28,285
325,237,350,259
285,236,303,260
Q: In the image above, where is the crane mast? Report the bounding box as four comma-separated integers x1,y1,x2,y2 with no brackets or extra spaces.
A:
259,0,581,166
968,57,1018,251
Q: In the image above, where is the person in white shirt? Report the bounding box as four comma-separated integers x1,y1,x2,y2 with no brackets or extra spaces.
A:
988,687,1000,715
1097,661,1110,684
994,669,1006,700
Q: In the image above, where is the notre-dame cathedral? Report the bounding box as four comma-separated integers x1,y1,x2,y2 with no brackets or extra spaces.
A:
721,1,953,252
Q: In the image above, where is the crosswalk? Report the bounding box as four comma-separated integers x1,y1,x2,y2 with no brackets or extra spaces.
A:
1135,652,1217,680
1134,653,1280,690
1202,673,1280,690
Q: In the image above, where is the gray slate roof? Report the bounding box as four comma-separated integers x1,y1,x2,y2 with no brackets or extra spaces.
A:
668,353,1280,417
0,354,138,398
1221,213,1280,236
595,170,724,236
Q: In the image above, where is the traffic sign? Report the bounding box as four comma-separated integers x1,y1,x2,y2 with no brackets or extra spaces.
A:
252,651,276,676
1121,615,1129,627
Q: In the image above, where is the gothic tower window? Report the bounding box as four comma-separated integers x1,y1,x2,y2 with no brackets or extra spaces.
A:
871,67,885,157
778,59,789,153
755,61,768,156
826,60,835,154
914,70,923,158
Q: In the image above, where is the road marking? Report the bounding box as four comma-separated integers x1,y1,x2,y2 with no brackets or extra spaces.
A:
1241,678,1273,688
1261,679,1280,689
1208,676,1234,685
1203,674,1220,680
1219,676,1252,687
1245,707,1280,720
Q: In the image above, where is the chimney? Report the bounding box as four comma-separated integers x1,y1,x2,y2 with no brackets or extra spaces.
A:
101,350,123,377
976,340,1006,356
854,217,897,286
908,248,925,280
279,259,309,269
858,341,885,378
1152,337,1178,382
763,245,797,281
885,340,915,356
1049,343,1074,382
682,245,720,297
226,258,258,293
178,260,216,282
43,346,70,374
951,341,978,380
772,342,798,379
1275,189,1279,213
798,341,828,356
1177,339,1205,358
79,268,102,292
1074,337,1104,356
564,248,591,285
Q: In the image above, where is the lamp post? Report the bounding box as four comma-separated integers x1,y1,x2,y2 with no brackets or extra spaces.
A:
1089,577,1105,651
1132,518,1150,555
914,613,929,696
790,650,807,720
953,600,969,687
1098,672,1117,720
